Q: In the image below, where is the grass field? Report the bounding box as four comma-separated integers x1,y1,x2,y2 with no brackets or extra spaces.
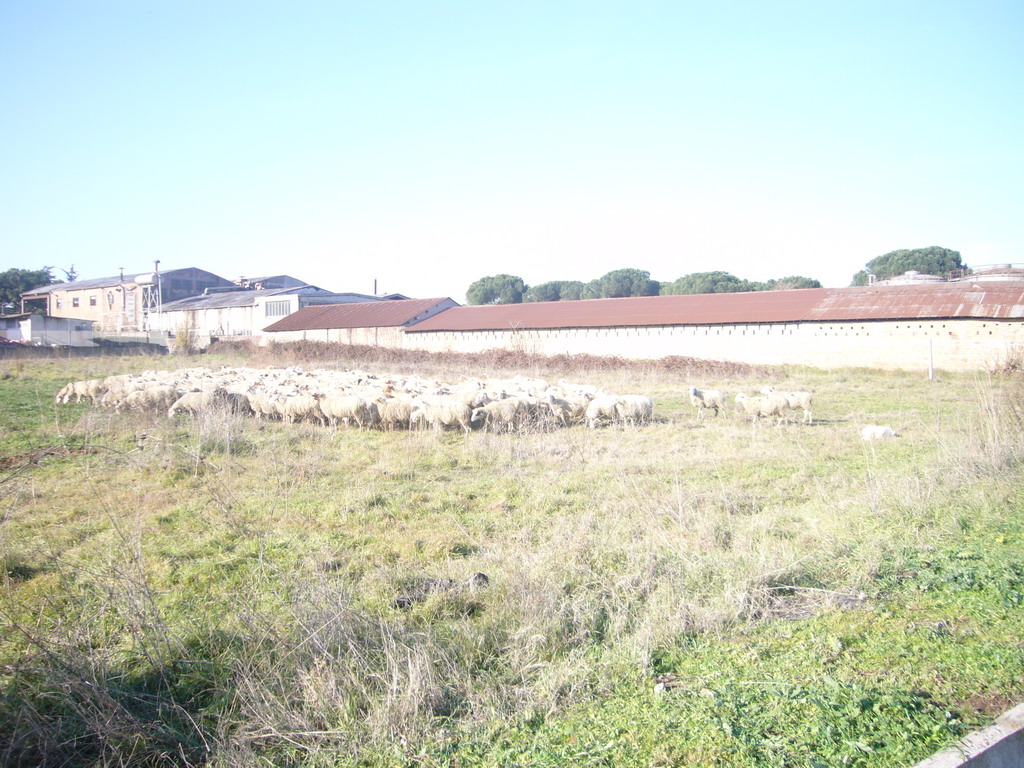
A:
1,345,1023,767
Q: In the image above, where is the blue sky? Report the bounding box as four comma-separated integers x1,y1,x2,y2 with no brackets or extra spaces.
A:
2,2,1021,302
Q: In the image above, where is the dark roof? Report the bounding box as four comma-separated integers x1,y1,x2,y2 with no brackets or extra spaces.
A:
408,283,1024,332
20,267,229,296
265,298,455,331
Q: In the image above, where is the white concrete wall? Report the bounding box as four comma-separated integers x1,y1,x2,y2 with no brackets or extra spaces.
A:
264,326,406,348
401,319,1024,372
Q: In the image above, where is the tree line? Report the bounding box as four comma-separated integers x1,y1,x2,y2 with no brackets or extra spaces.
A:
466,247,970,304
466,269,822,305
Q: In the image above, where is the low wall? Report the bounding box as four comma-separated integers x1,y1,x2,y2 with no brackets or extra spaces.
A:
914,702,1024,768
263,327,405,348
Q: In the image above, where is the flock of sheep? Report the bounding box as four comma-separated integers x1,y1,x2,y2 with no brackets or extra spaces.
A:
53,366,834,433
54,366,654,433
688,385,814,425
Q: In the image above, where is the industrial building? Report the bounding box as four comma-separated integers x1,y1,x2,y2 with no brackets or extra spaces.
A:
19,268,234,333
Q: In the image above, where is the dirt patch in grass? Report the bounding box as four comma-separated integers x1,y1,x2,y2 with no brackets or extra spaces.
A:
961,692,1021,718
0,443,100,472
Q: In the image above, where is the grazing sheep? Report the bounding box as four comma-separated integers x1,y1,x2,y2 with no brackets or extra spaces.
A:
246,387,278,420
56,379,105,404
615,395,654,426
586,394,653,428
276,392,325,426
784,391,814,425
376,397,416,430
318,393,379,429
410,399,472,432
585,395,622,429
542,394,575,427
167,389,228,418
122,385,180,413
861,425,897,440
470,397,528,432
735,393,787,426
688,386,724,419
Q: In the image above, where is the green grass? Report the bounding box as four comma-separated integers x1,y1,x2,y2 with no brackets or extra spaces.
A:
1,350,1022,767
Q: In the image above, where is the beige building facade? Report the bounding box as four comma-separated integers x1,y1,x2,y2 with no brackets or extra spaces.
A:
21,268,233,332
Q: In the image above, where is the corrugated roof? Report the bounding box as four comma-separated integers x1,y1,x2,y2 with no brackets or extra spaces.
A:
20,267,227,296
407,283,1024,332
265,298,455,331
161,287,314,311
22,273,148,295
407,289,828,332
806,283,1024,321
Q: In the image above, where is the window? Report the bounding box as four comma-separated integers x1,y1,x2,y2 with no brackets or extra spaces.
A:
72,297,80,307
265,300,291,317
89,296,97,306
56,297,63,309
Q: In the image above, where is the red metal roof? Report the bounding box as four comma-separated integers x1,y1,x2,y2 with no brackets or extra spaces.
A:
265,298,455,332
407,289,826,332
805,283,1024,321
407,283,1024,333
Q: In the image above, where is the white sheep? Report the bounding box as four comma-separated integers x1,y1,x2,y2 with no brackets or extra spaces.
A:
615,395,653,426
55,379,105,404
586,395,653,428
688,386,723,419
318,393,379,429
784,391,814,425
861,425,897,440
376,396,416,430
410,399,472,432
734,393,787,426
275,392,325,425
470,397,528,432
585,395,621,429
168,389,223,418
121,385,180,413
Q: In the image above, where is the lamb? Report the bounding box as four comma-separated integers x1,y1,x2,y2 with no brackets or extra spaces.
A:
861,425,897,440
688,386,724,419
734,393,787,426
410,399,473,432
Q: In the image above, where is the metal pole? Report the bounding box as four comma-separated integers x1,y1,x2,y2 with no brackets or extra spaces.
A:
928,339,934,380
